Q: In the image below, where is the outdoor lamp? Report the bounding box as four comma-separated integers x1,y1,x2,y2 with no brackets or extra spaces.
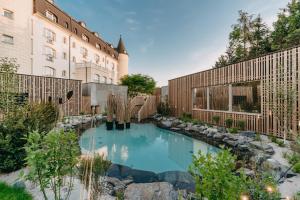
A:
240,194,249,200
266,185,274,193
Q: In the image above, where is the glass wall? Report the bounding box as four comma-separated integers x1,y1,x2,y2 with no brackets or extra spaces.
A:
209,85,229,111
192,81,261,113
192,88,207,109
232,81,261,113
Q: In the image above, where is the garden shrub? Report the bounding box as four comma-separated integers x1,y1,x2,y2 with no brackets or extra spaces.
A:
237,120,246,130
225,118,233,128
157,102,172,116
293,162,300,173
179,112,192,123
189,149,281,200
212,115,220,125
0,182,32,200
25,129,80,200
0,102,59,173
254,132,262,141
228,127,239,134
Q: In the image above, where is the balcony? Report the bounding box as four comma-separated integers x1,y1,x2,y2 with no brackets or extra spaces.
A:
74,62,115,83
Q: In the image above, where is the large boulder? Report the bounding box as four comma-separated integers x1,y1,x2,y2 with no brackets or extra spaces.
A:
157,171,195,192
124,182,178,200
161,120,173,128
249,141,275,155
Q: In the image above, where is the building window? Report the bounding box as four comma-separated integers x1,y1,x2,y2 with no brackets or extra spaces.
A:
93,74,100,83
96,43,100,49
95,54,100,64
80,47,88,58
109,78,113,84
63,37,67,44
72,56,76,63
44,28,55,44
44,46,56,61
72,42,76,48
62,70,66,77
3,9,14,19
63,52,67,60
74,28,77,34
45,10,57,23
2,34,14,44
43,66,55,77
104,77,107,83
82,34,89,42
64,22,69,28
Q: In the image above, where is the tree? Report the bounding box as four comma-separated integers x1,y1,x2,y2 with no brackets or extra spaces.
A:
249,15,271,57
120,74,156,97
0,57,19,114
25,129,80,200
213,55,228,68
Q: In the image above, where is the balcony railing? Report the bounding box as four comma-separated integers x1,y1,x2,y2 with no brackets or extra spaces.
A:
75,62,115,77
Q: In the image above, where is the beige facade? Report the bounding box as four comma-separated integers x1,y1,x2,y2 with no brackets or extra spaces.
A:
0,0,129,84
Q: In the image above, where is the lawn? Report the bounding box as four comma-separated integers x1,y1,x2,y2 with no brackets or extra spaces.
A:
0,182,32,200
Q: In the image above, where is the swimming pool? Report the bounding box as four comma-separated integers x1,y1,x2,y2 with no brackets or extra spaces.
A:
80,123,219,173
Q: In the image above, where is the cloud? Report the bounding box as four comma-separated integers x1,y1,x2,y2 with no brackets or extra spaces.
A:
140,38,154,53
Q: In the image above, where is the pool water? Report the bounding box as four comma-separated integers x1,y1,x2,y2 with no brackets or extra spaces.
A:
80,123,219,173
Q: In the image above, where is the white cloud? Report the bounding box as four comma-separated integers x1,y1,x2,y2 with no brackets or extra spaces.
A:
140,38,154,53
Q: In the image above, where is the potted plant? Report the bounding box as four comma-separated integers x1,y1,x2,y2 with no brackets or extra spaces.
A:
116,95,125,130
125,98,132,129
106,93,114,130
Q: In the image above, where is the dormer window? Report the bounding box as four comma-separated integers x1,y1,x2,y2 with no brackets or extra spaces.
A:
82,34,89,42
79,21,86,28
45,10,57,23
93,32,99,37
74,28,77,34
64,22,69,28
96,43,100,49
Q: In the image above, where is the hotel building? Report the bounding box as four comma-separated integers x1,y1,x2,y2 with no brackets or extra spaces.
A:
0,0,129,84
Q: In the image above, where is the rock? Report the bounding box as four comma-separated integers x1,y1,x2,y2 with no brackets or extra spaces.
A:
12,179,26,189
213,132,226,140
161,120,173,128
190,125,200,132
124,182,178,200
157,171,195,192
242,168,255,178
249,141,274,155
251,153,271,166
217,127,227,133
177,123,186,129
239,131,256,138
171,127,181,131
107,164,158,183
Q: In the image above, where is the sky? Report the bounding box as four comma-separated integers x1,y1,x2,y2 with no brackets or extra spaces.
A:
56,0,290,86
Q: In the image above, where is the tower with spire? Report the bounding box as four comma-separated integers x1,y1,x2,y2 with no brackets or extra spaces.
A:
116,35,129,83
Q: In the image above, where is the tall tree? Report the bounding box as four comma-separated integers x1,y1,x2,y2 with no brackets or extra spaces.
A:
213,55,228,68
249,15,271,57
120,74,156,97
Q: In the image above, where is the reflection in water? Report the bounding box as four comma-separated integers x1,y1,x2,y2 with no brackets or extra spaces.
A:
121,145,129,161
80,123,219,173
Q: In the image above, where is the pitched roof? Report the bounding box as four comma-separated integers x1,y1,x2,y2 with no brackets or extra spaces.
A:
117,36,128,55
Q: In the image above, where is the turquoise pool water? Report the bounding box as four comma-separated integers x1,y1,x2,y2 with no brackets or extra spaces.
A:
80,123,219,173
